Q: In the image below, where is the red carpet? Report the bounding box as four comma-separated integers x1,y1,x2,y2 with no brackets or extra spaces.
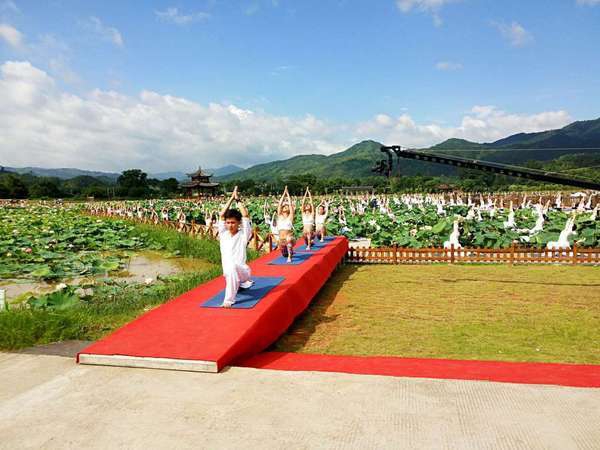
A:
237,352,600,388
77,237,348,371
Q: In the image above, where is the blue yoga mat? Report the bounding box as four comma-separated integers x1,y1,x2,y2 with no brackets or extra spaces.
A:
296,235,336,252
201,276,285,309
268,251,314,265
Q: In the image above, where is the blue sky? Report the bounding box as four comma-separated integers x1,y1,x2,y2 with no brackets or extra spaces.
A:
0,0,599,172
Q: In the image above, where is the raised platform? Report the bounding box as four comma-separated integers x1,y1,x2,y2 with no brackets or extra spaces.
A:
77,237,348,372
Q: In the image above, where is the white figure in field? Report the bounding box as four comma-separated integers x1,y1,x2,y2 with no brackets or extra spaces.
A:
503,201,516,229
443,219,462,249
590,204,599,221
436,202,446,216
546,216,577,250
466,207,475,221
218,186,254,308
529,205,546,235
555,192,562,210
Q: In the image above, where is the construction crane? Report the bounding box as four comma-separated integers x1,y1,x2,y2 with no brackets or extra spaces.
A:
372,145,600,191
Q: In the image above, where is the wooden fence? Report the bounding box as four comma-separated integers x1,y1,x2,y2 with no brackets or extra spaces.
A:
89,211,600,265
346,245,600,265
88,211,276,253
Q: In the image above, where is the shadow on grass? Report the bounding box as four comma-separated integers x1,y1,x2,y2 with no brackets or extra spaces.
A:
269,264,359,353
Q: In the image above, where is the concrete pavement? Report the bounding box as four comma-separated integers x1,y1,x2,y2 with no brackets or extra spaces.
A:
1,346,599,449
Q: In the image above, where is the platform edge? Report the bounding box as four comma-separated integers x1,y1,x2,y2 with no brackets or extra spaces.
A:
78,353,219,373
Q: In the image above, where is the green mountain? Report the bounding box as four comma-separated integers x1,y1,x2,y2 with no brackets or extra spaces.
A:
220,140,384,181
186,117,600,182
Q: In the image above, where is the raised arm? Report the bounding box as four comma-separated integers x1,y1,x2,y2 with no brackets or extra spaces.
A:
286,188,295,221
277,187,287,215
219,186,237,219
301,187,308,210
235,190,249,218
307,187,314,212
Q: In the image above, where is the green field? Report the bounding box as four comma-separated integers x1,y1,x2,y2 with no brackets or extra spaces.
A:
274,264,600,364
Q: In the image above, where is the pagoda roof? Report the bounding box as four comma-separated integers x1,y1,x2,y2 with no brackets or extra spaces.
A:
187,167,213,178
180,181,220,189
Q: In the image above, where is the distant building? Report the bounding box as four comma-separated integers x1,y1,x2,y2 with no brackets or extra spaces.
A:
180,167,220,197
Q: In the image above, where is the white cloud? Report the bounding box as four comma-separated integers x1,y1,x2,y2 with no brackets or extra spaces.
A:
155,7,210,25
576,0,600,5
0,61,575,173
0,23,22,48
0,61,343,172
82,16,123,47
435,61,462,71
493,21,533,47
355,106,572,147
395,0,458,26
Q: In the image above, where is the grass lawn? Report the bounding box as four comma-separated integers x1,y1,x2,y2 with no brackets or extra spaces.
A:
273,264,600,364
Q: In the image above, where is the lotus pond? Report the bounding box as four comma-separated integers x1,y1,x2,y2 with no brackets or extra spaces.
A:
0,204,224,349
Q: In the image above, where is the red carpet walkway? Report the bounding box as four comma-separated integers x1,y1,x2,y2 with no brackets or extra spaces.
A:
78,237,348,372
238,352,600,388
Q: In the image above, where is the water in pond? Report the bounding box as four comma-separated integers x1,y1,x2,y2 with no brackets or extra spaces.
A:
0,251,214,302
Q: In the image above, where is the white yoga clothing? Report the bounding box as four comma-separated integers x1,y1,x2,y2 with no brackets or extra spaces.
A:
315,214,326,226
278,216,293,231
218,218,253,304
302,214,314,226
218,218,252,273
223,264,251,305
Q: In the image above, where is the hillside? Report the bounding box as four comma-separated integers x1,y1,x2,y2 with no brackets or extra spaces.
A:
1,164,243,182
221,117,600,181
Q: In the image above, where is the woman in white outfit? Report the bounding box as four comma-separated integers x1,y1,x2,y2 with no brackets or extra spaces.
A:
315,200,329,242
277,186,295,263
301,187,315,250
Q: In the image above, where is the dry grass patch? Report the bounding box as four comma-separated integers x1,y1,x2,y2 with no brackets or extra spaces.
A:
274,264,600,364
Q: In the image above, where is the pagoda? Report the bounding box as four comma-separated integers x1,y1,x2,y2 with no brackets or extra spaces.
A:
180,167,220,197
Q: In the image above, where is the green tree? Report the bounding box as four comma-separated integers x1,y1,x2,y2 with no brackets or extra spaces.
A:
2,175,29,198
117,169,150,198
29,178,63,198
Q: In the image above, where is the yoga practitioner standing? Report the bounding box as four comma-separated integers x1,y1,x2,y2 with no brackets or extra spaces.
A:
277,186,295,263
315,199,329,242
218,186,254,308
301,187,315,250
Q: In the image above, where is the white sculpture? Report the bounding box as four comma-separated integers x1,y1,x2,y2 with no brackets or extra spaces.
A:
546,216,577,250
443,219,462,249
503,202,516,229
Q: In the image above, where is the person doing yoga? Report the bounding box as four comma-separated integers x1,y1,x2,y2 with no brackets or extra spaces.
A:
315,199,329,242
277,186,295,263
301,187,315,250
218,186,254,308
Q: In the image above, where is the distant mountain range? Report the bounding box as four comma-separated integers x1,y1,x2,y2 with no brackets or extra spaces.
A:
1,165,244,181
221,117,600,181
2,117,599,183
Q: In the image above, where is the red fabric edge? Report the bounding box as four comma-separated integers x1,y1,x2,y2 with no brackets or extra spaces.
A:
236,352,600,388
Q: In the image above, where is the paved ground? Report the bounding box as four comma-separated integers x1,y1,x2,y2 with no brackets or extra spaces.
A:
1,344,599,449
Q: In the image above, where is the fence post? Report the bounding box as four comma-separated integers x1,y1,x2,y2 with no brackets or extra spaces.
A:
450,244,455,264
572,244,577,265
393,244,398,264
510,243,515,265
